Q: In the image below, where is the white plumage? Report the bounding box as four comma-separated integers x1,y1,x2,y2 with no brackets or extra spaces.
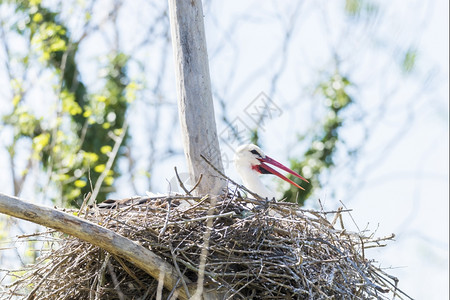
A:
234,144,308,199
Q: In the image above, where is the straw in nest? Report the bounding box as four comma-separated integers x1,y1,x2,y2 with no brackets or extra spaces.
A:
0,188,413,300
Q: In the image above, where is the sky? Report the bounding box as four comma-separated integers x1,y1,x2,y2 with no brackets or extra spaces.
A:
0,0,448,299
217,2,449,299
224,2,448,298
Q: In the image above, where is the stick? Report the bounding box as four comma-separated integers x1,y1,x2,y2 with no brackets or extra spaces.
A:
189,174,203,195
174,167,190,195
89,121,128,205
200,154,264,201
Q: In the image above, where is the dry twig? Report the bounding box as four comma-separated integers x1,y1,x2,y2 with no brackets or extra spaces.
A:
0,189,411,299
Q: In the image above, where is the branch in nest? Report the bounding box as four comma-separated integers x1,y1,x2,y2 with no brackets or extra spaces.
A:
174,167,190,195
200,154,264,200
174,166,203,196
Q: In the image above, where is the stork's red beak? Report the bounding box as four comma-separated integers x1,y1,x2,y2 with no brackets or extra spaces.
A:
257,156,309,190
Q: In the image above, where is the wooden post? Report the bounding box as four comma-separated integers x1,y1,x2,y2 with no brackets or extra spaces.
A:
168,0,225,195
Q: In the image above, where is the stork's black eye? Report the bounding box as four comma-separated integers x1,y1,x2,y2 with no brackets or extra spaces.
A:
250,149,260,156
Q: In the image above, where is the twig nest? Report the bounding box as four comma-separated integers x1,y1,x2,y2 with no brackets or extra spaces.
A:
2,192,405,299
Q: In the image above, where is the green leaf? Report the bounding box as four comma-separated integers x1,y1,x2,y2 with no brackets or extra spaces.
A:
104,176,114,186
32,132,50,153
94,164,105,173
345,0,362,16
402,48,417,73
61,90,82,115
100,145,112,154
74,180,87,188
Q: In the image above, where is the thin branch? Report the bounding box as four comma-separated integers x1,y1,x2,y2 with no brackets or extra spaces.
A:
89,120,128,205
200,154,264,201
169,244,191,299
174,167,190,195
189,174,203,195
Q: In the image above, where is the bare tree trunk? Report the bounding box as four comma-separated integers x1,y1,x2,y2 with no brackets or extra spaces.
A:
168,0,225,195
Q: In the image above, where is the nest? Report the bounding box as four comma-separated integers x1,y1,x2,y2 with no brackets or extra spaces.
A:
1,190,408,299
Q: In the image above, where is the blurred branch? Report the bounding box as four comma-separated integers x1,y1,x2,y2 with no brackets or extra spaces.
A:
89,120,128,205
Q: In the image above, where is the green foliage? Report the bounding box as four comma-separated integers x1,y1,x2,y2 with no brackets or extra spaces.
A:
47,51,129,206
250,128,259,146
282,71,352,205
345,0,362,16
402,47,418,74
3,105,42,138
2,1,131,206
345,0,379,18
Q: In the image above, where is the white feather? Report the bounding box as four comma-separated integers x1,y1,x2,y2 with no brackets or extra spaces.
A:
233,144,276,199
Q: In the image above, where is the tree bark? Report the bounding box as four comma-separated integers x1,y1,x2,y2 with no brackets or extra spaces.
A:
0,193,207,300
168,0,225,195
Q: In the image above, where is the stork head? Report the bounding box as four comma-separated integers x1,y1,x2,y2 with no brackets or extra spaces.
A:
234,144,309,191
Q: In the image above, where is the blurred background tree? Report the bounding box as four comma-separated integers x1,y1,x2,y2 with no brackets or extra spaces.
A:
1,0,131,206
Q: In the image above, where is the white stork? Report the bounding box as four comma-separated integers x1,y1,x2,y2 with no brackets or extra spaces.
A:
234,144,309,199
